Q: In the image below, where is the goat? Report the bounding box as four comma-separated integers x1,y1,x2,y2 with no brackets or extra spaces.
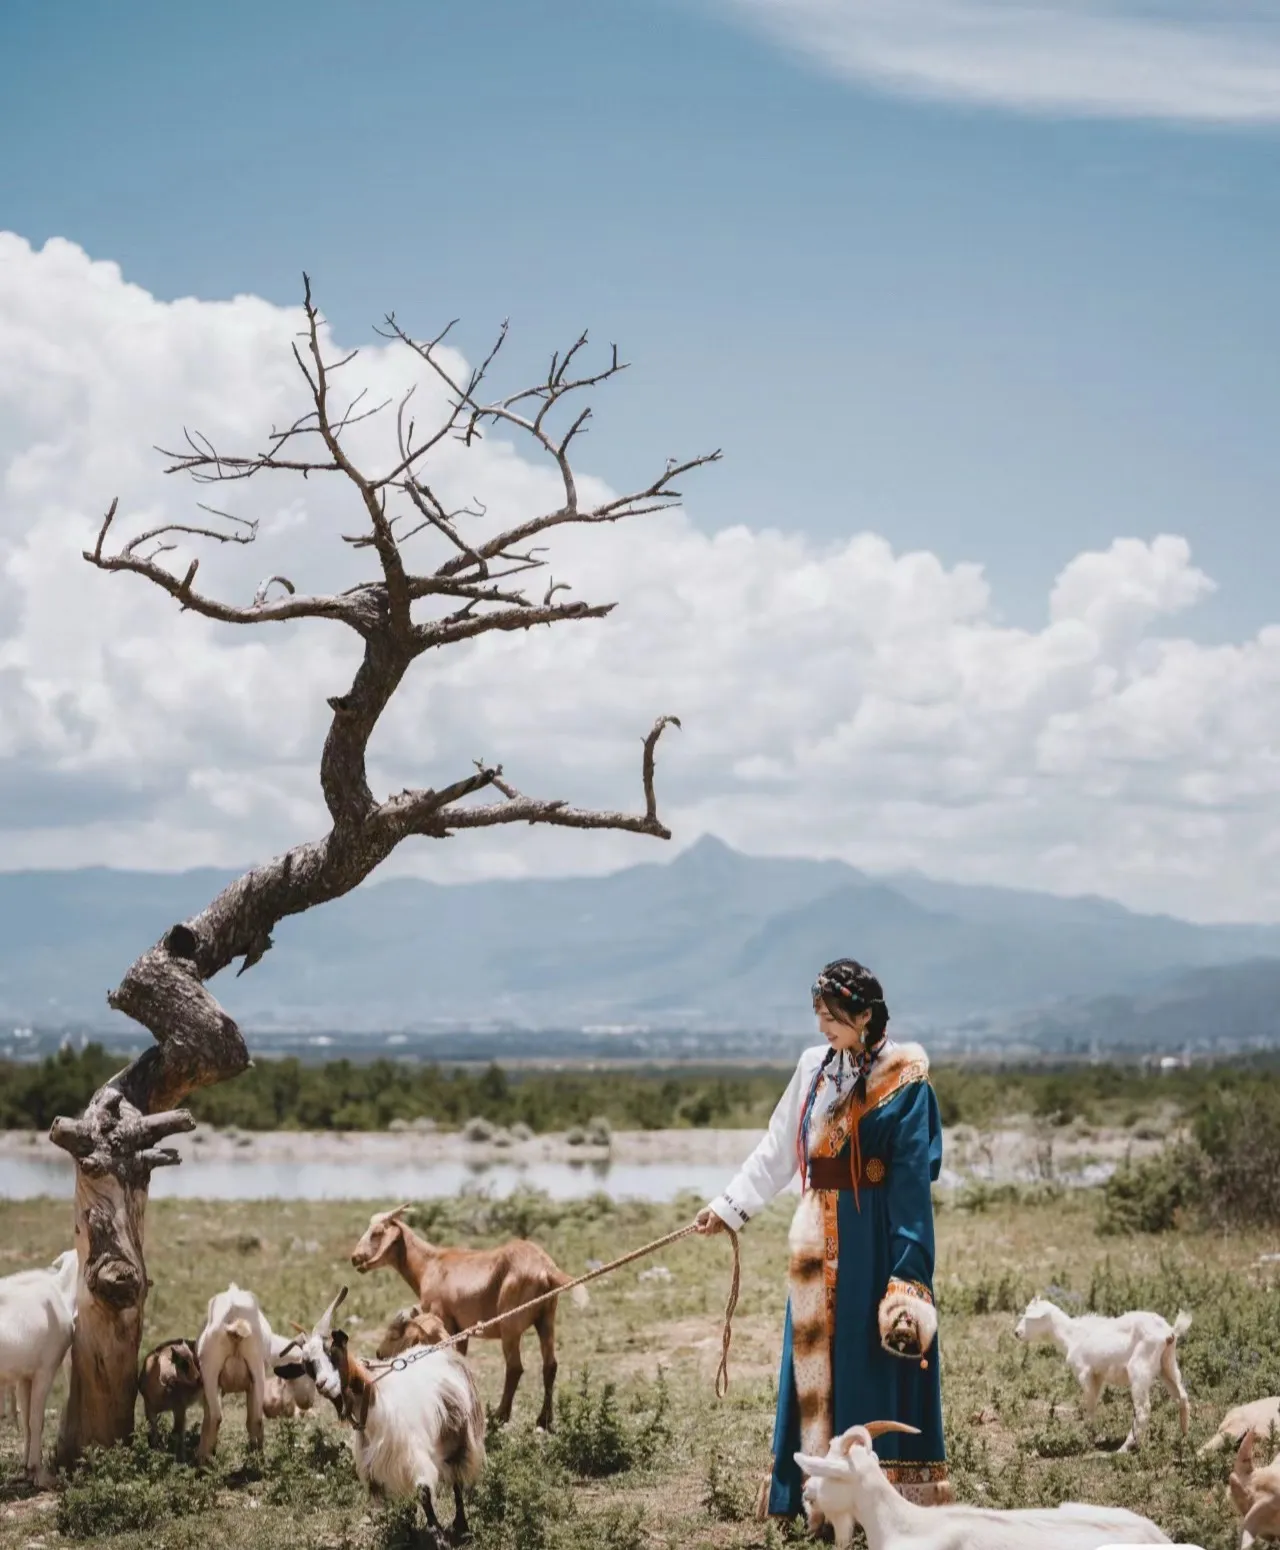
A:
1013,1296,1192,1451
0,1248,78,1488
194,1282,326,1463
1229,1428,1280,1547
139,1338,203,1456
351,1203,587,1429
1,1384,16,1427
1202,1397,1280,1456
375,1305,451,1361
310,1291,484,1548
795,1421,1173,1548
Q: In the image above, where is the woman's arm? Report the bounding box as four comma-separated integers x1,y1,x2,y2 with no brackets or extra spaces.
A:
877,1079,943,1358
697,1056,811,1232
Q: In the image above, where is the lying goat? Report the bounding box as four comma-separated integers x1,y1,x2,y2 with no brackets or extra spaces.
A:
310,1290,485,1546
1203,1397,1280,1457
351,1203,585,1428
796,1421,1173,1548
139,1338,203,1455
194,1283,327,1462
1229,1428,1280,1547
0,1248,78,1488
1014,1297,1192,1451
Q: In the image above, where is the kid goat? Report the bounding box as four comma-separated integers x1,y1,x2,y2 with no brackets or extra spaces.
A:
193,1283,332,1462
796,1421,1173,1548
1228,1427,1280,1547
350,1203,587,1429
0,1248,77,1488
1013,1296,1192,1451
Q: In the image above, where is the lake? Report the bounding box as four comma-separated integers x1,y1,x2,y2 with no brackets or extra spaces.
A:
0,1152,754,1204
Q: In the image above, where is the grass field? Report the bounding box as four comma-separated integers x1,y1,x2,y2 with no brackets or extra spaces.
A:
3,1182,1280,1549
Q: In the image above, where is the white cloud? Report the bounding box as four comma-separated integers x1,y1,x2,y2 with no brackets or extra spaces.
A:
3,232,1280,921
715,0,1280,122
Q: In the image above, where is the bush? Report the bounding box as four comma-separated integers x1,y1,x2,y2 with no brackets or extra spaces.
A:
1194,1087,1280,1228
585,1115,613,1146
564,1126,587,1147
468,1427,577,1550
56,1433,218,1539
702,1450,749,1520
462,1116,497,1143
552,1371,634,1477
262,1416,363,1507
1098,1144,1204,1236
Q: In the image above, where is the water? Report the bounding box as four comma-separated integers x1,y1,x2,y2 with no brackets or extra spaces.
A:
0,1153,742,1204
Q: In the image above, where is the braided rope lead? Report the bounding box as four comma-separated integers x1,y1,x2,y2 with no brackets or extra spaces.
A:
369,1218,741,1400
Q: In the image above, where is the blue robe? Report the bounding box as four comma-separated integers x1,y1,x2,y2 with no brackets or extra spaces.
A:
768,1076,947,1517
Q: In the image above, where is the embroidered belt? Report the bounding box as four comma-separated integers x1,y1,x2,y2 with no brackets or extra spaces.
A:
806,1154,887,1191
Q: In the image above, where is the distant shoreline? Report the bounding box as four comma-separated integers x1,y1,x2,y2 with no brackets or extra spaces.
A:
0,1118,1171,1183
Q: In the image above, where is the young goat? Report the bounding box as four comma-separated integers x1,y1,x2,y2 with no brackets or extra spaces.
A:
1013,1296,1192,1451
351,1203,586,1429
312,1293,484,1547
1228,1427,1280,1547
0,1248,78,1488
375,1305,452,1361
139,1338,203,1456
796,1421,1173,1549
1202,1397,1280,1456
194,1283,327,1463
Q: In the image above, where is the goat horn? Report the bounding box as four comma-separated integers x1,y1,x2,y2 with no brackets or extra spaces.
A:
863,1421,922,1440
290,1321,309,1336
387,1202,412,1220
315,1285,349,1337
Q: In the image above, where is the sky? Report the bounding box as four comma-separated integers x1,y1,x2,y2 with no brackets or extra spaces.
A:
1,0,1279,921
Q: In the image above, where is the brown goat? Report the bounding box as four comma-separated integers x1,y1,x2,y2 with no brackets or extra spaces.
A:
376,1305,452,1360
351,1204,587,1429
1231,1428,1280,1546
139,1339,203,1456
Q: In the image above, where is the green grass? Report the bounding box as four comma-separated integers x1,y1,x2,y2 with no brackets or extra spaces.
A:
3,1186,1278,1548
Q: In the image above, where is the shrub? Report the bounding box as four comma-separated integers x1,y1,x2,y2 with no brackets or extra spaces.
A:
552,1370,634,1477
462,1116,497,1143
565,1126,587,1147
469,1426,577,1550
702,1450,749,1520
1194,1087,1280,1228
262,1416,362,1507
585,1115,613,1146
1098,1144,1203,1236
56,1433,218,1539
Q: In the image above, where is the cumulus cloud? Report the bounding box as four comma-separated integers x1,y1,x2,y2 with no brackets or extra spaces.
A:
3,233,1280,921
715,0,1280,122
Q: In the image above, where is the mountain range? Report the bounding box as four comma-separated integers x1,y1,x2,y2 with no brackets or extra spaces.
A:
2,837,1280,1053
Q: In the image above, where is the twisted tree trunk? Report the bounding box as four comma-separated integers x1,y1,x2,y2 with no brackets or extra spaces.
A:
47,277,715,1463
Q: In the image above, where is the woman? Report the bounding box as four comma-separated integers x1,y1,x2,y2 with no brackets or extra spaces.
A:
694,958,950,1523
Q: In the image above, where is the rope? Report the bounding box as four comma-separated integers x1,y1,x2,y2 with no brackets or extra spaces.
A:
363,1218,741,1400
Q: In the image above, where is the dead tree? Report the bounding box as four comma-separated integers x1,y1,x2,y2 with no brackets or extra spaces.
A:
49,277,719,1464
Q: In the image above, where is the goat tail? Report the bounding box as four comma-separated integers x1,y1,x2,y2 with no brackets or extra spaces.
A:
227,1318,253,1343
1170,1310,1193,1343
569,1283,590,1310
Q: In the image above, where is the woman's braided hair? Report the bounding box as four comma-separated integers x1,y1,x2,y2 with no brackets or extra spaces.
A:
812,958,890,1043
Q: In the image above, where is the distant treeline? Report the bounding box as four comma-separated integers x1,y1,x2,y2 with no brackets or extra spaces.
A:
4,1042,1280,1134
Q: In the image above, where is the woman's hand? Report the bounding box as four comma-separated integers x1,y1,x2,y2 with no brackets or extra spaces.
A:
693,1207,726,1236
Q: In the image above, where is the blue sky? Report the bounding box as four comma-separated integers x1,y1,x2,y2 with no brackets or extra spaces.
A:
3,0,1280,918
2,0,1276,638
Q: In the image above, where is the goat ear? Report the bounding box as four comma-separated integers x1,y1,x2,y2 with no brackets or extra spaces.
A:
794,1452,849,1480
274,1362,307,1381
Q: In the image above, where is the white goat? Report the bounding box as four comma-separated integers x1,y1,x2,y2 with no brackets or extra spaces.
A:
309,1289,485,1545
193,1282,322,1463
1228,1427,1280,1547
0,1249,78,1487
1014,1297,1192,1451
1202,1397,1280,1456
795,1421,1174,1549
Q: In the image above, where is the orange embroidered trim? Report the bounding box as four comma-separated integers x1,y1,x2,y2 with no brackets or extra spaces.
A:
886,1277,934,1306
865,1156,886,1184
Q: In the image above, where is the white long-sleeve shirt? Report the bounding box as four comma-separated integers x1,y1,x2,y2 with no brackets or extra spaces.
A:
706,1043,843,1231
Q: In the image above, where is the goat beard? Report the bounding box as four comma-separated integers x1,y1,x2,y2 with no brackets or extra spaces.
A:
787,1191,833,1464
